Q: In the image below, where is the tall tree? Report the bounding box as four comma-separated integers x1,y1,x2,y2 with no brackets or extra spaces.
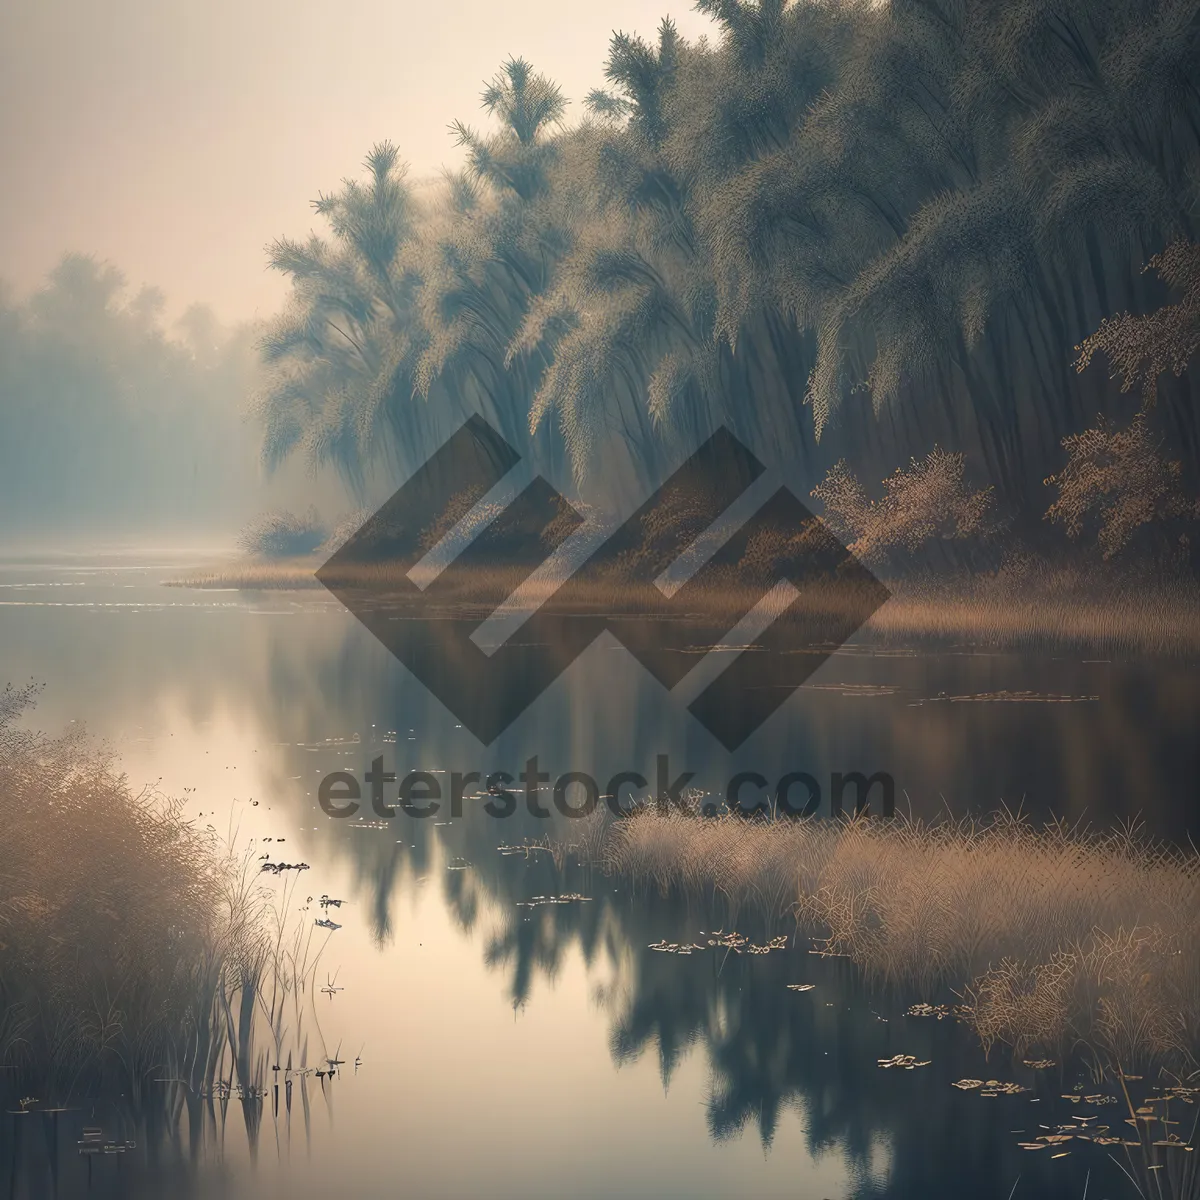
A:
260,3,1200,528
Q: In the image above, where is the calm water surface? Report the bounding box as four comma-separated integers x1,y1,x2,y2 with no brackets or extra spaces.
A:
3,552,1197,1199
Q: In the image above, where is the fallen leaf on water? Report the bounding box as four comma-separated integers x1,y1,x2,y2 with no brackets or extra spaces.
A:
878,1055,931,1070
906,1002,954,1020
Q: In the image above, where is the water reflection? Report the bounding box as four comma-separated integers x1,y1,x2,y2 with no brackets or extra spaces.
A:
7,557,1196,836
288,808,1118,1200
3,555,1197,1198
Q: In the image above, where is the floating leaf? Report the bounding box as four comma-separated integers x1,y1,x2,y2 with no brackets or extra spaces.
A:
879,1054,931,1070
907,1002,954,1020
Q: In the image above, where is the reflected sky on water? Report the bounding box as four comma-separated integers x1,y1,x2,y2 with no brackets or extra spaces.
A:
2,553,1196,1199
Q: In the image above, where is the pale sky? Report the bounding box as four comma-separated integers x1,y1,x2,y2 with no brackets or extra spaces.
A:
0,0,715,322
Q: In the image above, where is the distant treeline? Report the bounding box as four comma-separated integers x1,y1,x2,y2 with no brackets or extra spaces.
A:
0,255,258,540
0,254,347,544
257,0,1200,562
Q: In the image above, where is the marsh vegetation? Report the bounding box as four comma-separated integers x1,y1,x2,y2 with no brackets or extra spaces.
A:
0,683,344,1174
603,807,1200,1077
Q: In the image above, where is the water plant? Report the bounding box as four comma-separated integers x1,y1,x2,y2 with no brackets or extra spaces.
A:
0,682,340,1164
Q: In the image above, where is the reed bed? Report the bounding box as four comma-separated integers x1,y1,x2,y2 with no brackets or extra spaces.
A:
868,574,1200,658
0,682,334,1149
603,808,1200,1074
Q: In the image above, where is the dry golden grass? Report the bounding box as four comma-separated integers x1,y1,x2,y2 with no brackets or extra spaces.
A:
163,554,1200,658
1,682,235,1100
869,575,1200,657
0,683,331,1115
604,808,1200,1073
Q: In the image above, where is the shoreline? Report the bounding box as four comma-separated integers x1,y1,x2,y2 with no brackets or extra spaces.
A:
163,558,1200,658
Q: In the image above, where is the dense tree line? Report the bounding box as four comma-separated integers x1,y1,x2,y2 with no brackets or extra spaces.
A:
258,0,1200,554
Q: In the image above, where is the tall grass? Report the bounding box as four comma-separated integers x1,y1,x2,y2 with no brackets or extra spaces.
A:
0,682,336,1158
868,566,1200,657
1,681,233,1103
604,808,1200,1075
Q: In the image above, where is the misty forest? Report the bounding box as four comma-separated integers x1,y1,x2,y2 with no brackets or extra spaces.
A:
6,0,1200,573
253,0,1200,575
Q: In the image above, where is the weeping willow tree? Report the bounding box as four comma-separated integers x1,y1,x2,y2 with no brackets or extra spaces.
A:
259,0,1200,530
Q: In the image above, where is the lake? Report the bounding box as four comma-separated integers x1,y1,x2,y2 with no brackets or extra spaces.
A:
2,550,1197,1199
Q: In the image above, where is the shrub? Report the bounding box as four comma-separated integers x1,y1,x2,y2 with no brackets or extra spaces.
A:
0,683,248,1098
811,448,995,565
318,508,372,555
237,507,328,558
1044,411,1198,558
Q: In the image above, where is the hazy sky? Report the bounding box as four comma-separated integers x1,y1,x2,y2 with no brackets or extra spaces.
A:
0,0,714,322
